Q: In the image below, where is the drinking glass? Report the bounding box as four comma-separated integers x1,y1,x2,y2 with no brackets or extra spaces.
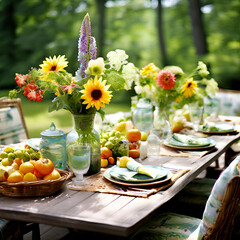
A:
189,103,203,131
67,144,91,186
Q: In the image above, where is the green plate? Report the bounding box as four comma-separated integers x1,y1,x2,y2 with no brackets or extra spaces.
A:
163,138,216,150
198,123,236,134
104,167,172,187
107,165,170,183
167,134,212,147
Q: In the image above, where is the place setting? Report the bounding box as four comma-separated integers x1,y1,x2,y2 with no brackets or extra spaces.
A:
198,122,237,134
163,133,216,151
68,156,189,198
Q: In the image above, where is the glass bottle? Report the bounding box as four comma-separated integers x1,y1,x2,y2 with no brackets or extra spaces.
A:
66,114,101,175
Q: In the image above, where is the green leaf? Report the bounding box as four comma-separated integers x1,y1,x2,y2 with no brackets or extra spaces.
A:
104,71,125,90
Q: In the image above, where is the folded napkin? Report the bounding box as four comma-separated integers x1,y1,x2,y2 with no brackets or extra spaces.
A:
172,133,210,146
200,122,234,132
126,160,160,179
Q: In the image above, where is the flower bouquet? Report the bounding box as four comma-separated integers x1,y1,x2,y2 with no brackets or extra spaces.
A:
134,61,218,134
135,61,218,111
9,13,138,175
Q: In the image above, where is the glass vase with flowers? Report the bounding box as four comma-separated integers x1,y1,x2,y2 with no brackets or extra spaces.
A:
9,13,139,175
134,61,218,137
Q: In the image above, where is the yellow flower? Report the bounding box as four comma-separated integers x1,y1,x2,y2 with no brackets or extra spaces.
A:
181,78,198,98
80,76,112,110
140,63,158,80
40,55,68,73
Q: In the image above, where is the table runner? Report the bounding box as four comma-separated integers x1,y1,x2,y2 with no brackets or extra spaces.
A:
68,168,190,198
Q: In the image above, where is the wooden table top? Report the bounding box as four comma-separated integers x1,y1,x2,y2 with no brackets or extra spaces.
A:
0,132,240,238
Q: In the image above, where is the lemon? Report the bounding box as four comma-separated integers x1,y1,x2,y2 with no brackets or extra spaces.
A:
114,122,126,132
141,132,148,141
23,172,37,182
118,156,131,168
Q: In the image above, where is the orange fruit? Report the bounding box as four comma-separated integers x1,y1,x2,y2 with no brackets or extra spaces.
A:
43,169,61,180
126,129,141,143
108,157,115,165
101,147,113,159
129,149,140,159
129,142,139,150
23,172,38,182
19,162,35,174
14,158,23,167
7,171,23,183
34,158,54,176
0,172,8,181
34,168,44,178
101,159,108,168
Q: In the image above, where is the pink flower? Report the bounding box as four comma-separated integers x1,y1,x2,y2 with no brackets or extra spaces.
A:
157,70,176,90
60,84,76,94
15,73,28,88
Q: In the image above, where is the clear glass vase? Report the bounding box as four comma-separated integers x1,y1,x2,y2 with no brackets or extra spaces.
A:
153,106,172,142
66,113,101,175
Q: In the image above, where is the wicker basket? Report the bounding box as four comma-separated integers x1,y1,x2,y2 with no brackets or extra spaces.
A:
0,169,72,197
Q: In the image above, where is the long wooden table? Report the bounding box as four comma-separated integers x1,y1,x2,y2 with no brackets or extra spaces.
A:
0,132,240,238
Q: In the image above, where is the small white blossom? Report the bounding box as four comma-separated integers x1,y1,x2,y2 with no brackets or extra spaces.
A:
197,61,209,77
122,63,139,90
107,49,128,71
85,57,106,76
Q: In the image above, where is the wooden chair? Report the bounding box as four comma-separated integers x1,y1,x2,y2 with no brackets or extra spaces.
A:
0,97,29,144
0,97,40,240
130,157,240,240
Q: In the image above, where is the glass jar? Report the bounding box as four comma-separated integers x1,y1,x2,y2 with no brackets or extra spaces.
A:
66,113,100,175
133,98,153,133
39,122,67,170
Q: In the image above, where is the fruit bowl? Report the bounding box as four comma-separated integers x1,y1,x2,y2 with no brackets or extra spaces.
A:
0,169,72,197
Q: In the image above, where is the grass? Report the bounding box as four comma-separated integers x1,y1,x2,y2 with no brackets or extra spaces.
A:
1,90,130,138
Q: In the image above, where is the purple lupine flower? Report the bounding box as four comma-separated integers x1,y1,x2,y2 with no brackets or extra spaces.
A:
77,13,97,79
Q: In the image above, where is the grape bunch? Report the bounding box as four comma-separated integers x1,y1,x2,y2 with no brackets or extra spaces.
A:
100,130,128,157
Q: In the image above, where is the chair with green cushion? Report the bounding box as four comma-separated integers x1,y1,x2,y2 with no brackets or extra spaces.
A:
0,98,40,240
130,157,240,240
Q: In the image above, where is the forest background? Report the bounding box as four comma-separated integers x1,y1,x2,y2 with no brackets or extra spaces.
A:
0,0,239,137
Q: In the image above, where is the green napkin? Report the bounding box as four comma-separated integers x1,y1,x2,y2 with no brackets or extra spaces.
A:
172,133,210,146
126,160,160,178
201,122,234,132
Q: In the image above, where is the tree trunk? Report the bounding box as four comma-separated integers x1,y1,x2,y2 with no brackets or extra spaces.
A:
96,0,106,57
0,0,16,61
157,0,168,66
188,0,208,55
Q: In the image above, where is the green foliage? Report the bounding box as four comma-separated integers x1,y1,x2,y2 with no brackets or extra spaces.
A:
0,0,239,93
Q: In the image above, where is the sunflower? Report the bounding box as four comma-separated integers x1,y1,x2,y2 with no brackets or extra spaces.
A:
80,76,112,110
181,78,198,98
40,55,68,73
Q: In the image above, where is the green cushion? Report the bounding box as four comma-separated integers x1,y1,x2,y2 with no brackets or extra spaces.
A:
174,178,216,207
131,212,201,240
0,219,10,240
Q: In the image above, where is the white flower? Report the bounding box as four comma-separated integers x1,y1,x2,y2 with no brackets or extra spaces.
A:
122,63,139,90
205,78,219,96
107,49,128,71
134,85,157,101
85,57,106,76
197,61,209,77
